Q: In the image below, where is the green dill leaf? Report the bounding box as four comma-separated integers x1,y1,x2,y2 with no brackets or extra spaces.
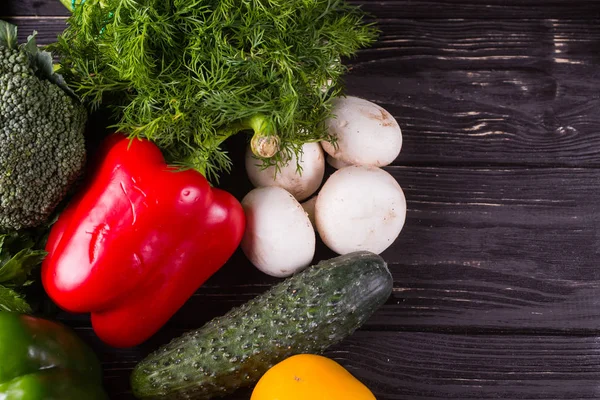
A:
0,285,32,313
54,0,378,181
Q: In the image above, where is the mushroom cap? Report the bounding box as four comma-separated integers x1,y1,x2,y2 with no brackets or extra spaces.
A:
315,165,406,255
322,96,402,167
326,154,351,170
241,186,316,277
245,142,325,201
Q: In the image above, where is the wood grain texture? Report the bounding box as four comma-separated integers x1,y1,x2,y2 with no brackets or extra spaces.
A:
8,17,66,44
348,18,600,167
81,329,600,400
0,1,69,17
3,0,600,19
7,17,600,166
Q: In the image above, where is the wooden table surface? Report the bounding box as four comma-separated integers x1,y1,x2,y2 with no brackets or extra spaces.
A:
4,1,600,399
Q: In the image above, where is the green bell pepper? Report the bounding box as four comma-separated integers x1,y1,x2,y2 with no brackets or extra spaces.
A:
0,312,109,400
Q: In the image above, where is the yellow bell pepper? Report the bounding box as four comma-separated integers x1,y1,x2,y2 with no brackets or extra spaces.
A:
251,354,376,400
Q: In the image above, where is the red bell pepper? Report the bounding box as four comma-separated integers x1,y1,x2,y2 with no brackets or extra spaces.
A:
41,134,245,348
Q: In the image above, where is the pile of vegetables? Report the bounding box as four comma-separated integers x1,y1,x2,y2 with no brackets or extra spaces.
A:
0,0,407,398
243,96,406,277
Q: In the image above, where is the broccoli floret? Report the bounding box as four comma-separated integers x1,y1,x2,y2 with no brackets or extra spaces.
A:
0,21,86,230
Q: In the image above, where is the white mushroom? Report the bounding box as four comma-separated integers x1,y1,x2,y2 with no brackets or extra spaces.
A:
315,165,406,255
322,96,402,167
245,142,325,202
241,186,316,277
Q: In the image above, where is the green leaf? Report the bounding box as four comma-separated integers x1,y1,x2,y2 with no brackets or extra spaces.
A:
0,285,32,314
21,31,76,96
0,230,47,287
24,31,38,55
0,248,47,285
48,68,77,97
0,20,17,49
1,230,39,254
0,222,52,315
34,49,60,82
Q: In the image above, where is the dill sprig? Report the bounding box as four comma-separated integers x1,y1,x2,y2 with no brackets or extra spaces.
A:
53,0,377,181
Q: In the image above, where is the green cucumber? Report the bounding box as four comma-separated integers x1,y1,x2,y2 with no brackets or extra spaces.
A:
131,251,392,399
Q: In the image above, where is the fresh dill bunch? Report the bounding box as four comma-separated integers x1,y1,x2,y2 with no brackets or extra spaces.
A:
53,0,377,181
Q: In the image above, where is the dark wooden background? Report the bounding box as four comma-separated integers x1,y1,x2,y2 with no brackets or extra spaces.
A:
4,1,600,399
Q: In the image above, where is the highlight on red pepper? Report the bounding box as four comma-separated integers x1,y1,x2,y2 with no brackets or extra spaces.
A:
41,134,245,348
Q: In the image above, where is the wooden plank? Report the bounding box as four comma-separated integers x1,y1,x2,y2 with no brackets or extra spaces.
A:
80,329,600,399
0,1,69,17
353,1,600,20
348,18,600,167
7,17,67,44
3,0,600,19
7,17,600,167
51,165,600,333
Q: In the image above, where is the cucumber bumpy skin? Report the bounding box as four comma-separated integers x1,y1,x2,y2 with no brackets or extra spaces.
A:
131,251,393,399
